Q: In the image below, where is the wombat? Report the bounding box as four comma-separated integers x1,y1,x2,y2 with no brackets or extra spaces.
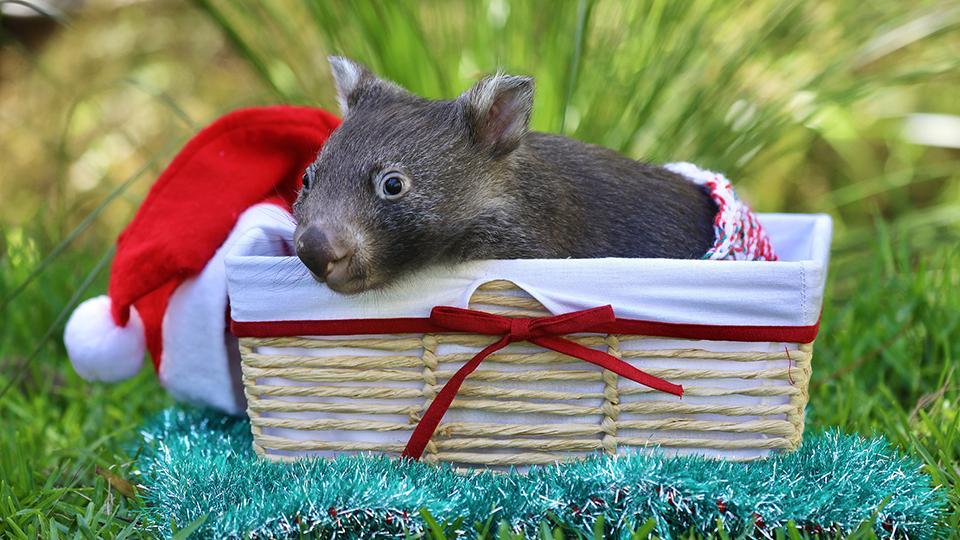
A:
293,57,717,294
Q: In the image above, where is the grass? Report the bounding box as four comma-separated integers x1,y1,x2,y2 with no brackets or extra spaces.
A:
1,0,959,537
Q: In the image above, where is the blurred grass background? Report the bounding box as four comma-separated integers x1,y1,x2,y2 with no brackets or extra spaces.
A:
1,0,959,537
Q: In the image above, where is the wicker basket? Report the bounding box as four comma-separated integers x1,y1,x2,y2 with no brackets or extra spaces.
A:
238,280,812,467
228,213,830,468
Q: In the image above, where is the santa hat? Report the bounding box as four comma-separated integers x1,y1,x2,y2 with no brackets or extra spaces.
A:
63,106,340,414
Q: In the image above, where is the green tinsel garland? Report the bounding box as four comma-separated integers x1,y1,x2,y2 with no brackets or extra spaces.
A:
133,407,945,539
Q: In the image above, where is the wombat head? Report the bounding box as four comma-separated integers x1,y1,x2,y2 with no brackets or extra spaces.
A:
293,57,534,293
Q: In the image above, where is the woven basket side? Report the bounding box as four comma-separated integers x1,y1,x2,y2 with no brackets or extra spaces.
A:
240,279,812,466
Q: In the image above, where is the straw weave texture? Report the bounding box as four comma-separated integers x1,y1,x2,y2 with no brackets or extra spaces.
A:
240,280,811,467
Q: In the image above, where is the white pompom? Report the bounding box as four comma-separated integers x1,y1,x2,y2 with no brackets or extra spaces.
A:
64,295,145,382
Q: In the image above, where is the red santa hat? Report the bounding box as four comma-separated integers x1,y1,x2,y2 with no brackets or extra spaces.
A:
63,105,340,413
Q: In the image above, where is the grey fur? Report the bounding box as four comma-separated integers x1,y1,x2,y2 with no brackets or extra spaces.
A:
293,57,716,293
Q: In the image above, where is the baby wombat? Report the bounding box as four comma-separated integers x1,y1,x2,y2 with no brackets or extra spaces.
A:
294,57,716,294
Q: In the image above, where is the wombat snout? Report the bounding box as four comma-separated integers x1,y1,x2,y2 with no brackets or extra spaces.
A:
295,226,353,285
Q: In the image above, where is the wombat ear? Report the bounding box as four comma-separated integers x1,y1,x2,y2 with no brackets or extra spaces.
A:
328,56,372,116
459,74,534,156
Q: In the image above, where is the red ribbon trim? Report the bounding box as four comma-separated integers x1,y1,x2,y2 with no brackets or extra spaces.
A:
397,305,683,460
231,314,821,343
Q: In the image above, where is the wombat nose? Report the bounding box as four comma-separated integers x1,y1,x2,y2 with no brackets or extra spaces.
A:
296,226,347,280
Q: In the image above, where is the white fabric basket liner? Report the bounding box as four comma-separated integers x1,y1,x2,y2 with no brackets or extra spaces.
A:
225,212,832,462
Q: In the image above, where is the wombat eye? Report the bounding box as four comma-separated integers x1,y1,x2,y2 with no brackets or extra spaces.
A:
375,170,411,201
301,171,311,191
384,177,403,195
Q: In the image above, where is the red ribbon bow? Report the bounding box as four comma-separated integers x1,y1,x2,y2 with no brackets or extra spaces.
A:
402,305,684,460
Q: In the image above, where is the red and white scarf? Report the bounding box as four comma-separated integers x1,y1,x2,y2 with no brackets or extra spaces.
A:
666,162,778,261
